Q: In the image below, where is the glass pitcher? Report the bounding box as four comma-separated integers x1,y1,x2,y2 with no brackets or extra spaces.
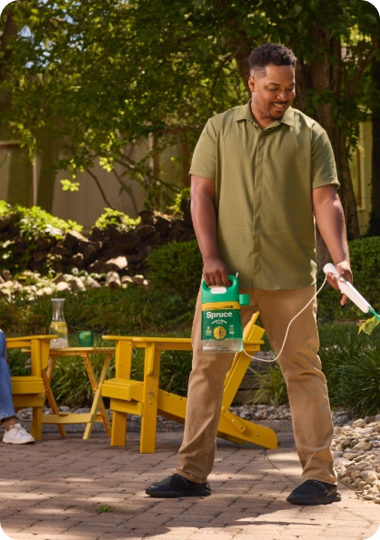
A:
49,298,68,348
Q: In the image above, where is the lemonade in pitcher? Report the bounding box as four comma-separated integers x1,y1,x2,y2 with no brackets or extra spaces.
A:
49,299,68,348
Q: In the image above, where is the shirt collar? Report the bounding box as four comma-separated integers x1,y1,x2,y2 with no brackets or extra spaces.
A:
236,100,295,129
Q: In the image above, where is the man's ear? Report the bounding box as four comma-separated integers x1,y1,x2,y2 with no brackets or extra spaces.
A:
248,75,255,93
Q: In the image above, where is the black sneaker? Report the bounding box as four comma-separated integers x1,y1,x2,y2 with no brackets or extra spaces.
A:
146,473,211,498
287,480,341,505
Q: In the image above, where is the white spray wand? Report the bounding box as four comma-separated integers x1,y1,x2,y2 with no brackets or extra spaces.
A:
245,263,380,362
323,263,380,323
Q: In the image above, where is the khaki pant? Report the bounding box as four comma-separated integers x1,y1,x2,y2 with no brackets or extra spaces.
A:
176,285,336,485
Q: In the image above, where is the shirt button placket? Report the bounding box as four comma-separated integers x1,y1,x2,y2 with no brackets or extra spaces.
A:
252,129,264,288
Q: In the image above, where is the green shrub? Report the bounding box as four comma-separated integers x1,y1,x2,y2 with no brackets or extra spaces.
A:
92,207,141,231
5,286,194,407
318,236,380,320
147,239,203,301
49,344,115,408
0,202,82,274
247,323,380,416
249,362,288,406
131,348,192,398
1,286,194,338
320,323,380,416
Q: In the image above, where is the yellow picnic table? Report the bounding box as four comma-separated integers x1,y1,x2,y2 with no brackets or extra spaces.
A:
42,347,114,439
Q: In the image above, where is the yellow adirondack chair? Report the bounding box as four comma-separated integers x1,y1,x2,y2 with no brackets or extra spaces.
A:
7,335,55,440
101,313,278,453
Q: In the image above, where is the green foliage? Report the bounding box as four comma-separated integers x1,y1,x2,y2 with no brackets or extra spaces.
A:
0,202,82,273
168,188,191,215
250,323,380,417
1,286,193,338
249,362,288,406
148,239,203,301
358,314,380,335
60,179,80,192
0,0,377,222
320,323,380,417
0,202,81,235
131,348,192,397
318,236,380,321
93,208,141,231
5,284,194,407
49,340,115,408
95,505,116,514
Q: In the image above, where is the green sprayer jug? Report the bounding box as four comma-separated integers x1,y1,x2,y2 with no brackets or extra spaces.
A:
201,275,250,353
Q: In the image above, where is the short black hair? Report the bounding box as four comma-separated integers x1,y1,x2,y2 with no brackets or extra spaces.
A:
248,43,297,77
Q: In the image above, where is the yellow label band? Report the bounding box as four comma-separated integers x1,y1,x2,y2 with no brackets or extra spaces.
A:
202,301,240,311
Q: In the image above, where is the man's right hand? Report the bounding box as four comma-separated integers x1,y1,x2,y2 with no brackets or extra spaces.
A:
203,257,230,287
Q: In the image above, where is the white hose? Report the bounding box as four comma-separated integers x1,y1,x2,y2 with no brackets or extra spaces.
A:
243,276,328,363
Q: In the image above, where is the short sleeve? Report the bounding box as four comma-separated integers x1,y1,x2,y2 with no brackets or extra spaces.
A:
311,125,340,190
189,118,217,181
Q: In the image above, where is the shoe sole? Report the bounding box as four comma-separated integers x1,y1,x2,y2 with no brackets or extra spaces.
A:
3,440,35,445
287,491,341,505
146,487,211,498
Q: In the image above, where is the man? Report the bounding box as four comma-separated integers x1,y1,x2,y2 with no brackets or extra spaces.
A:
146,43,352,505
0,329,35,444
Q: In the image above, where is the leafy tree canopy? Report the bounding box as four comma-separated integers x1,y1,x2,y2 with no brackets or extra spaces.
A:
0,0,379,226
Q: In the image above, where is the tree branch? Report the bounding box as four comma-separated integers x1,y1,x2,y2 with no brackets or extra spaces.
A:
84,167,114,208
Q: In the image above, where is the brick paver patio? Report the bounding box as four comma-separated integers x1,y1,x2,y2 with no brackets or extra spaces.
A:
0,426,379,540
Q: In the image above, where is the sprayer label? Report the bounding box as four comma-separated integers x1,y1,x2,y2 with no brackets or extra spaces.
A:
201,309,242,341
202,301,240,311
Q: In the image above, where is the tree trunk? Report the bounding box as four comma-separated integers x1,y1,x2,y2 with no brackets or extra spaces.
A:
368,57,380,236
295,30,360,268
0,10,18,138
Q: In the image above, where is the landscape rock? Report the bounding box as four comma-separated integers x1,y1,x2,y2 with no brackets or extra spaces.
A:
56,282,70,293
101,256,128,273
155,215,171,236
333,418,380,504
114,232,140,251
84,277,101,289
89,227,106,243
50,243,72,257
1,270,13,281
36,286,54,296
33,251,48,262
70,253,85,267
63,230,88,250
83,244,99,265
0,280,14,289
136,224,156,240
106,271,121,290
132,274,145,285
52,273,67,285
138,210,154,225
71,277,86,292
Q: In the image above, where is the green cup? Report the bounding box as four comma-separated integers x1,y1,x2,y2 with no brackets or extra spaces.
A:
78,331,94,347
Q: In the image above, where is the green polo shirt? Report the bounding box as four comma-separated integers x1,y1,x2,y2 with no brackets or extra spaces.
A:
189,101,339,289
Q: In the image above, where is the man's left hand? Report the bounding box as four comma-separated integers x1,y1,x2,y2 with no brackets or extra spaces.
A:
325,260,353,306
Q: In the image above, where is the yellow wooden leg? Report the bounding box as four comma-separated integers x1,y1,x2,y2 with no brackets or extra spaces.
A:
41,366,67,437
110,411,128,446
29,406,42,441
140,344,160,453
83,353,112,439
218,413,278,449
108,340,133,446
